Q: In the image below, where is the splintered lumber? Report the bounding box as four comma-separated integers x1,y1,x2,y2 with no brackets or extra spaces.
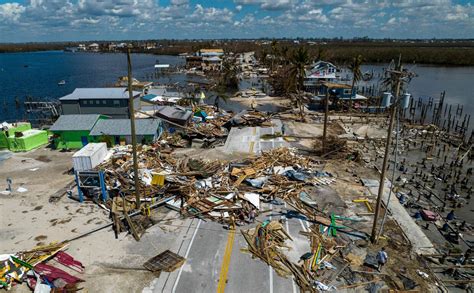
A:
242,221,317,292
143,250,186,272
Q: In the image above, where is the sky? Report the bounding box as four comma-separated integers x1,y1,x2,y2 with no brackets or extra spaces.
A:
0,0,473,42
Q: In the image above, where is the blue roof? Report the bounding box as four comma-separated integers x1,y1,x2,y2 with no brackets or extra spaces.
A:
59,88,141,101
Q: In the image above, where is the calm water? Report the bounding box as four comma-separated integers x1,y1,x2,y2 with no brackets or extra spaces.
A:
1,51,473,125
358,64,474,123
0,51,185,122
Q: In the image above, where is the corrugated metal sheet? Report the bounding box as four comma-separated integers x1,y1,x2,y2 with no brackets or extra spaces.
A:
50,114,101,131
89,119,162,136
59,88,141,101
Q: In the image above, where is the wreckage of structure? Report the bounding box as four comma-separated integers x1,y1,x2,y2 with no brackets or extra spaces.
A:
1,103,473,292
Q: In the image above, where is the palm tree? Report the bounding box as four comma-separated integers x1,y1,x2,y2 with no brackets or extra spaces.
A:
349,55,363,110
259,49,269,67
220,59,239,91
287,46,311,119
279,45,289,65
287,46,310,93
270,40,279,72
213,92,229,111
316,46,327,61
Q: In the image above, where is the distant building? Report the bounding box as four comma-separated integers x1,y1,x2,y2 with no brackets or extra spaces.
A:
202,56,223,71
321,82,354,100
304,61,339,92
89,118,163,145
59,88,142,119
186,56,203,70
186,49,224,71
142,87,185,104
197,49,224,57
49,114,108,149
88,43,99,52
115,77,153,91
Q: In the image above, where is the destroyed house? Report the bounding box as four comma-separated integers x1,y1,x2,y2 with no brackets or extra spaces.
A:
153,106,192,126
185,56,203,70
50,114,108,149
322,82,354,99
89,118,163,145
59,88,142,119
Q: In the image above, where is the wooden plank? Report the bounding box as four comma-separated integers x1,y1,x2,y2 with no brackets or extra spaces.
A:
143,250,186,272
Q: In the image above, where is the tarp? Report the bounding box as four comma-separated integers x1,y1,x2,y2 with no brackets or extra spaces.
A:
243,192,260,210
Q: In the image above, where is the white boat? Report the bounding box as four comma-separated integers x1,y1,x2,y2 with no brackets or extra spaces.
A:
58,80,66,86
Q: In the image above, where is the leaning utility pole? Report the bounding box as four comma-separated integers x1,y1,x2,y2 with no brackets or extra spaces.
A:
370,57,403,243
127,46,141,209
323,87,330,152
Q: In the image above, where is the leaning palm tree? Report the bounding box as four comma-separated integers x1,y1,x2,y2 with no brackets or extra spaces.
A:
213,94,229,111
287,46,311,119
348,55,363,110
220,60,239,91
259,49,269,67
270,40,279,72
279,45,290,65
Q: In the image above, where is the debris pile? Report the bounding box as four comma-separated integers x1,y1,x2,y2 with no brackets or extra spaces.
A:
1,243,83,292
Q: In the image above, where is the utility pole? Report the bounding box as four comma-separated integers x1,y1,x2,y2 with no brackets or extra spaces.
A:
323,87,329,152
127,46,141,210
370,58,403,243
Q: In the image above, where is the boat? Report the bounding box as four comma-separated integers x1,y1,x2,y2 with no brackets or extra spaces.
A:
58,80,66,86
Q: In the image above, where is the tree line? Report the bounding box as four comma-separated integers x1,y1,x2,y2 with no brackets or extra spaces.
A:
1,40,473,66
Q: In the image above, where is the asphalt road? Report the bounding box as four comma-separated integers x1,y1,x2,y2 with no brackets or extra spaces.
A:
147,202,311,293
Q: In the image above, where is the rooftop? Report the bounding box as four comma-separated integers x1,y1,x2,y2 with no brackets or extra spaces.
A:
89,118,162,136
199,49,224,53
154,106,192,123
72,142,107,158
50,114,103,131
59,88,141,101
322,82,352,89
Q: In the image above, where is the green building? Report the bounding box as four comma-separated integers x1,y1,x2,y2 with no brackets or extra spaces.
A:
49,114,108,150
0,122,49,152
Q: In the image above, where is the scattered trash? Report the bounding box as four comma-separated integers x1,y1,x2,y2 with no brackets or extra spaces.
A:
17,187,28,193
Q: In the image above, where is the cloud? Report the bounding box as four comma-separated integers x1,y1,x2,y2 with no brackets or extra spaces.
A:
0,0,473,41
234,0,295,10
0,3,26,23
77,0,156,17
171,0,189,5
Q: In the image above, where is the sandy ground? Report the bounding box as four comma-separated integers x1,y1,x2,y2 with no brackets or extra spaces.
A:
0,147,157,293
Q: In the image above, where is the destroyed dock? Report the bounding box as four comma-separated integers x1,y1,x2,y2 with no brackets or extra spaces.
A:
1,49,473,293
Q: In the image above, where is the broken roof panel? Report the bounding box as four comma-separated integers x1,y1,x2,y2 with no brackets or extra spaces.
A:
154,106,192,125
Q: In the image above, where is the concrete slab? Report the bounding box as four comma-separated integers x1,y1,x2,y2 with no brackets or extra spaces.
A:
224,119,289,154
368,182,437,255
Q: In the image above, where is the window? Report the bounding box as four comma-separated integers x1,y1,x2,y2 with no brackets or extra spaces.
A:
344,89,351,95
113,100,120,107
95,100,100,105
102,100,107,105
